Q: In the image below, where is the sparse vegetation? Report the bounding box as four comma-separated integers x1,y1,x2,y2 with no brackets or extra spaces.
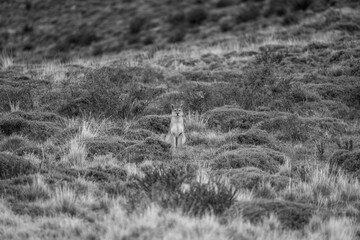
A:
1,0,360,239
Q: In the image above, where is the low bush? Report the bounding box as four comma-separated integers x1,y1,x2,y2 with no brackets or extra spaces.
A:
213,167,293,190
137,165,237,216
255,114,346,142
223,199,318,229
211,147,284,173
0,135,29,153
120,137,171,163
122,129,156,141
186,7,208,25
329,150,360,174
204,106,271,131
237,128,276,147
129,17,146,34
83,137,127,158
0,112,62,141
0,153,37,179
131,115,170,134
236,4,261,23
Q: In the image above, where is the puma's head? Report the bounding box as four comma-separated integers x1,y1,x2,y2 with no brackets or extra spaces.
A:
171,104,184,117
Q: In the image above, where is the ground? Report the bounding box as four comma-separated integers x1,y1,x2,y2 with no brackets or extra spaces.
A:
1,0,360,239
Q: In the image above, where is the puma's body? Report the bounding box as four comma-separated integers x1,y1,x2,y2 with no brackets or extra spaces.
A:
165,105,186,148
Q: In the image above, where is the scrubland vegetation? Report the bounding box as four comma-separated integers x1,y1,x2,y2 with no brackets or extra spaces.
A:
1,0,360,239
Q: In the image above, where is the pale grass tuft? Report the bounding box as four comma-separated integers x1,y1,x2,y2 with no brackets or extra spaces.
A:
39,62,66,82
91,154,119,168
186,111,208,132
22,174,50,201
283,162,360,208
62,138,87,167
53,184,77,211
78,117,108,140
9,101,20,112
0,54,14,69
124,163,145,178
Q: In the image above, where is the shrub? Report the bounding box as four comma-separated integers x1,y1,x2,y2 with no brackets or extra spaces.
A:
83,137,127,158
214,0,234,8
237,128,275,147
122,129,156,141
137,165,237,216
167,11,186,25
211,147,284,173
223,200,317,229
329,150,360,174
131,115,170,134
62,66,164,118
291,0,314,11
236,4,261,23
255,114,346,142
219,16,234,32
0,153,37,179
186,7,208,25
213,167,293,190
168,29,186,43
262,0,288,17
120,137,171,163
129,17,145,34
0,112,62,141
0,135,29,152
204,106,270,131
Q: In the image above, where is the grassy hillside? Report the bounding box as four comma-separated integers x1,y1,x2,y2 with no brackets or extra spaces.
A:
1,0,360,239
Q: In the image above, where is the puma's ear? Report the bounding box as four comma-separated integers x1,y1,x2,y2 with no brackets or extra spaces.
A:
171,104,174,110
179,104,183,109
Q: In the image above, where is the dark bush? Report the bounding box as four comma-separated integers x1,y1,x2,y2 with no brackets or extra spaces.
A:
0,153,37,179
213,167,293,190
214,0,234,8
167,11,186,25
236,4,261,23
262,0,288,17
186,7,208,25
64,28,99,47
0,136,29,153
291,0,314,11
211,147,284,173
122,129,156,141
219,17,234,32
204,106,271,131
329,150,360,174
223,200,318,229
255,114,346,142
168,29,186,43
84,137,127,158
129,17,146,34
131,115,170,134
0,112,62,141
120,137,171,163
237,128,276,147
137,165,237,216
63,66,164,119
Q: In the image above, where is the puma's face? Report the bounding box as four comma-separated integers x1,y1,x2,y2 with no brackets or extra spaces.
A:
171,105,184,117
